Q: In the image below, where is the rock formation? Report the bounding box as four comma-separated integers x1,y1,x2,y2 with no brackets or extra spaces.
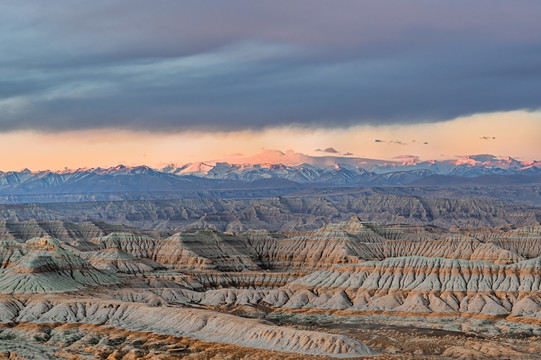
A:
0,236,120,293
0,193,538,232
0,218,540,358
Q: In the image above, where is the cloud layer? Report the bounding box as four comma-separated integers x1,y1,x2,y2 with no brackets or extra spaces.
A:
0,110,538,171
1,0,541,131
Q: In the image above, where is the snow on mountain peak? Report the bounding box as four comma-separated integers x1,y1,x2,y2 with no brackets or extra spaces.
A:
392,155,421,166
454,157,478,166
1,151,539,187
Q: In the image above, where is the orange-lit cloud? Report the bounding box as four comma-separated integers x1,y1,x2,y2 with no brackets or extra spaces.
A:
0,110,539,171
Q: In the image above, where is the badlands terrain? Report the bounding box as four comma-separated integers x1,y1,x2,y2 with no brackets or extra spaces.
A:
0,154,540,358
0,218,540,359
1,193,539,233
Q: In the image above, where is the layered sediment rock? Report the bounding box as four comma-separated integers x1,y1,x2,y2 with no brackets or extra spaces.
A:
0,218,540,358
79,248,165,274
283,256,541,317
87,219,540,272
0,220,158,242
0,236,120,293
1,193,538,232
0,296,377,358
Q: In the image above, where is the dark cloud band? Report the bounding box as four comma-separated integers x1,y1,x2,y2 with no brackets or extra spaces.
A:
1,1,540,132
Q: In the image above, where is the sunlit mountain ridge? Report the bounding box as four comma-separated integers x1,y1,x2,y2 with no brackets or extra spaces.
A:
0,151,538,197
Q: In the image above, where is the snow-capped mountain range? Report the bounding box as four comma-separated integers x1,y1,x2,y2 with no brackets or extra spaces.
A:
160,151,541,181
0,151,539,195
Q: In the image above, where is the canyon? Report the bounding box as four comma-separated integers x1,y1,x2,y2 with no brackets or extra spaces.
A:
0,217,540,359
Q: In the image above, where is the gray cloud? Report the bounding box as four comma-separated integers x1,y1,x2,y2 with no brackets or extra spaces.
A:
316,147,339,154
375,139,411,145
394,155,420,161
1,1,541,132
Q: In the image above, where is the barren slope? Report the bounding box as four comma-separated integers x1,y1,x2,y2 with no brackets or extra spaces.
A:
0,219,539,358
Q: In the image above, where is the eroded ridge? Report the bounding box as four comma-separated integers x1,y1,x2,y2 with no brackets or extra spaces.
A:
0,217,540,358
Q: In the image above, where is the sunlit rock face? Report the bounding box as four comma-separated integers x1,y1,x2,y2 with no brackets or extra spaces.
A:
283,257,541,316
0,297,376,358
0,236,120,294
0,219,540,358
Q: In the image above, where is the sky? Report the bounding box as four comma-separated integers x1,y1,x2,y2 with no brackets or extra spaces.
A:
0,1,540,170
